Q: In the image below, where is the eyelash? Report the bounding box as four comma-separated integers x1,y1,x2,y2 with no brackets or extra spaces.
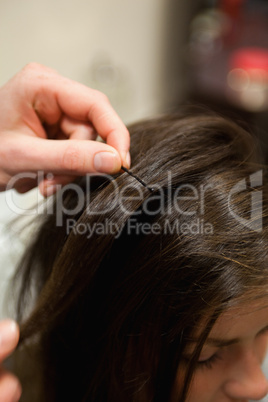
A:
259,326,268,336
197,326,268,370
192,325,268,371
197,353,222,370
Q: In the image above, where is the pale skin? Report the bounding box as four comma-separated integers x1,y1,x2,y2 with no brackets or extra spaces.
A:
0,62,130,196
4,303,268,402
0,321,21,402
174,299,268,402
0,63,130,401
1,64,268,402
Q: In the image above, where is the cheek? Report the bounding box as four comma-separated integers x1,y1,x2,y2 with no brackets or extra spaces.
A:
184,371,221,402
256,333,268,363
173,367,223,402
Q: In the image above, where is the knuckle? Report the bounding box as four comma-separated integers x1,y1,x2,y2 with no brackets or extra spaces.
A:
61,143,85,172
22,62,45,74
94,89,109,104
21,63,57,81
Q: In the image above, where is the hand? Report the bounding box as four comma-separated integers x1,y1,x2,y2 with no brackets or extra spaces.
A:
0,320,21,402
0,63,130,196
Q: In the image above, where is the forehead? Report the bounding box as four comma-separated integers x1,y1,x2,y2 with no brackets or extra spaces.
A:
209,299,268,340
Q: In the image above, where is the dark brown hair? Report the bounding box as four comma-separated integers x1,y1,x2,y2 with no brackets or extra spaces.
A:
12,108,268,401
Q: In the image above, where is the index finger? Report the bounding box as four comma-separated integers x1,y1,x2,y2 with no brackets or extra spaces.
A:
57,82,130,151
29,66,130,166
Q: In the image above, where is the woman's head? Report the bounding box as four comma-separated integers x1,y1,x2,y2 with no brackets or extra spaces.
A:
179,299,268,401
14,109,268,401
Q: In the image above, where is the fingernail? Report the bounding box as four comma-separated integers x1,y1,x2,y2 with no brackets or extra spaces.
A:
44,184,58,197
0,320,18,348
94,152,120,173
124,151,131,169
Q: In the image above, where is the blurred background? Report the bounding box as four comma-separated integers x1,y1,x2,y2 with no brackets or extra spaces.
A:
0,1,268,397
0,0,191,319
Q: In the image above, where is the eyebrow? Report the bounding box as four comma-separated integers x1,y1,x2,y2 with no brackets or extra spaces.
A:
186,336,240,348
205,337,240,347
186,337,240,348
189,324,268,348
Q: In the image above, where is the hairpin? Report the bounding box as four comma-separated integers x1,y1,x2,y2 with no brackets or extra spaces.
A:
121,166,154,192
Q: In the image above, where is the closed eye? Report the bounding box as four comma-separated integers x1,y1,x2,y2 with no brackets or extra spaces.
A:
258,325,268,336
197,353,222,370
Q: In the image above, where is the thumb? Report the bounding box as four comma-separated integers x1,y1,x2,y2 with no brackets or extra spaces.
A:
7,136,122,176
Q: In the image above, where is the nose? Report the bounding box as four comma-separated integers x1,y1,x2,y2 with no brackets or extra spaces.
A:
223,351,268,400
